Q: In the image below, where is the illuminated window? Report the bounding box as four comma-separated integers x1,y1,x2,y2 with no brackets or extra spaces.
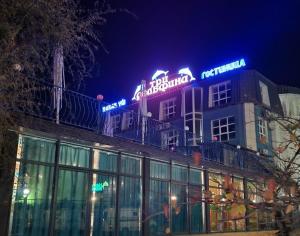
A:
209,81,232,107
259,81,270,106
111,114,121,132
161,129,179,149
122,110,134,130
211,116,236,142
160,98,176,120
258,118,268,141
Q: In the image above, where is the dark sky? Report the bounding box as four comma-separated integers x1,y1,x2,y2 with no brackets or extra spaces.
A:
85,0,300,102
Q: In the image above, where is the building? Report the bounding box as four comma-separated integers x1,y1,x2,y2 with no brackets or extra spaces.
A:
1,59,299,236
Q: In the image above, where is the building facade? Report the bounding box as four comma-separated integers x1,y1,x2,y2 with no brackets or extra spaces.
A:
114,69,283,156
1,60,300,236
4,119,272,236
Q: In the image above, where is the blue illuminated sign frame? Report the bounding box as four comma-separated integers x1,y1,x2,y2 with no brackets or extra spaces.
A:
102,99,126,112
201,58,246,79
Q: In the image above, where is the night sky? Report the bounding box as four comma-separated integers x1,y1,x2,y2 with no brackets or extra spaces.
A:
85,0,300,103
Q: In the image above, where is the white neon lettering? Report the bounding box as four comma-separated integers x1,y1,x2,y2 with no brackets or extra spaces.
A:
132,69,197,101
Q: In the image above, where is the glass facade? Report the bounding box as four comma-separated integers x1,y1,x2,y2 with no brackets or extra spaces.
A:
8,135,273,236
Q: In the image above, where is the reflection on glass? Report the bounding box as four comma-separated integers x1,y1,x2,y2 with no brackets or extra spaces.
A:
189,187,204,233
119,176,141,236
10,163,53,236
22,136,56,163
55,170,88,236
120,155,141,175
171,184,187,233
149,180,169,236
93,150,117,172
150,161,169,179
59,144,89,168
172,165,188,182
90,174,116,236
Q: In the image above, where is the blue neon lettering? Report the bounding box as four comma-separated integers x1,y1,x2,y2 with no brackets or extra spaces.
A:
201,58,246,79
102,99,126,112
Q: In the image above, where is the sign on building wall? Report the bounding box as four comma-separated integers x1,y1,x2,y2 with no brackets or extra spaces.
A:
201,58,246,79
102,99,126,112
132,68,196,101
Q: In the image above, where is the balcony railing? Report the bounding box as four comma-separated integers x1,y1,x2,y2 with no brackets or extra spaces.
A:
14,79,271,173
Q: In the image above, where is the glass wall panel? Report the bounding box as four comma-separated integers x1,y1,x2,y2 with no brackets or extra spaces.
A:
149,180,169,236
120,155,141,176
22,136,56,163
171,184,187,233
189,169,203,185
10,162,53,236
90,174,116,236
119,176,141,236
189,186,204,233
172,165,188,182
59,144,90,168
247,181,259,230
93,149,117,172
150,161,170,179
55,170,88,236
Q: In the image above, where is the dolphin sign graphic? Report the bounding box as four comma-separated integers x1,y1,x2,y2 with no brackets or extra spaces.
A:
178,67,196,81
132,84,142,101
151,70,169,81
132,68,196,101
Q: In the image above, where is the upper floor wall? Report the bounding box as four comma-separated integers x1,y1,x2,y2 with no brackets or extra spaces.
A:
131,69,284,123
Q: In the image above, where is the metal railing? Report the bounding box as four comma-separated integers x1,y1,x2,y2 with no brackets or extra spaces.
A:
15,79,271,173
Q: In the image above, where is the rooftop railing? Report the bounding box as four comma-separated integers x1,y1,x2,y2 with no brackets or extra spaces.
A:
15,79,271,173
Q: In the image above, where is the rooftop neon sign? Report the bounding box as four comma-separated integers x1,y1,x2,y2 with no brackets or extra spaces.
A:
201,58,246,79
92,181,109,192
132,67,195,101
102,99,126,112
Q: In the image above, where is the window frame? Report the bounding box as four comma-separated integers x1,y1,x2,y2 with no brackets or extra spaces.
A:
160,97,176,121
209,80,232,107
161,129,179,149
211,116,236,142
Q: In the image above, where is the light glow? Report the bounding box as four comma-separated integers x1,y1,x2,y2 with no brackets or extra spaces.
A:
102,99,126,112
152,70,169,81
132,68,196,101
201,58,246,79
91,181,109,192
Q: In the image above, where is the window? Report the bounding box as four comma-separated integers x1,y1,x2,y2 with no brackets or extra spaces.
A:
183,88,203,145
160,98,176,120
172,165,188,182
189,169,203,185
119,176,142,236
120,155,141,176
259,81,270,106
150,161,170,179
209,81,232,107
122,111,134,130
211,116,236,142
161,129,179,149
10,162,54,236
59,144,90,168
258,118,268,141
171,184,188,233
111,114,121,132
93,150,117,172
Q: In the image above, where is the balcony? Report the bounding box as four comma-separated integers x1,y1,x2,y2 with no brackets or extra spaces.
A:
14,79,271,174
